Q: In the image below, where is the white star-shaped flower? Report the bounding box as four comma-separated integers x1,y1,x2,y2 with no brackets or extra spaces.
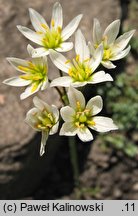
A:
89,18,135,69
25,96,59,156
3,45,49,99
50,29,113,88
17,2,83,57
60,86,118,142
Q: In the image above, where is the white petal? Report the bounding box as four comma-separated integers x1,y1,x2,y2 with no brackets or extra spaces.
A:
27,44,35,56
51,2,63,29
113,30,135,53
25,108,41,131
50,76,72,87
90,44,103,71
55,42,73,52
33,96,52,112
50,121,59,135
49,49,71,73
60,122,77,136
103,20,120,45
101,60,116,69
88,41,96,55
40,130,49,156
110,45,131,61
7,57,29,73
72,81,87,88
89,71,113,84
62,14,83,41
29,8,48,32
3,77,31,86
60,106,75,122
86,95,103,116
17,25,43,45
77,128,93,142
52,105,59,122
31,47,49,57
75,29,90,62
68,86,85,110
93,18,102,44
20,84,40,100
90,116,118,132
41,80,49,91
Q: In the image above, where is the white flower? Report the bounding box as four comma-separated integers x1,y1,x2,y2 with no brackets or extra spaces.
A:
60,86,118,142
3,45,49,100
17,2,83,57
25,96,59,156
50,29,113,88
89,18,135,69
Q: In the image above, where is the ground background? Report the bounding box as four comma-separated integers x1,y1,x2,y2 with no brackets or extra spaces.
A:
0,0,138,199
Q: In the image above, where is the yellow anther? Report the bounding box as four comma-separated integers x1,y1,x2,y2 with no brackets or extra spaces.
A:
102,35,108,42
31,83,38,93
76,101,81,109
76,55,80,62
51,19,55,27
20,75,30,80
36,31,43,34
75,122,80,128
41,23,48,30
18,65,29,72
88,120,96,126
58,26,62,33
68,68,72,76
84,58,90,62
28,61,35,69
65,59,71,64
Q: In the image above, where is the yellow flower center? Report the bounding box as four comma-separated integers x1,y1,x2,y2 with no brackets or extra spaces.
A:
35,110,55,131
38,22,63,49
18,61,47,92
103,48,112,60
66,55,92,82
74,102,95,129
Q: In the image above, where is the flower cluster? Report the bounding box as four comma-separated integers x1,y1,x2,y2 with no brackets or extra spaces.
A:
3,2,135,155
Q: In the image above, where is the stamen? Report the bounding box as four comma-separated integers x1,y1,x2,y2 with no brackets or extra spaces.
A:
87,120,96,126
36,31,43,34
41,23,48,30
76,54,80,62
65,59,71,64
58,26,62,33
51,19,55,27
18,66,29,72
84,58,90,62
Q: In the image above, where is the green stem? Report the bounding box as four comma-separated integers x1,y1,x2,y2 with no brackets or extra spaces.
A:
68,136,79,187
